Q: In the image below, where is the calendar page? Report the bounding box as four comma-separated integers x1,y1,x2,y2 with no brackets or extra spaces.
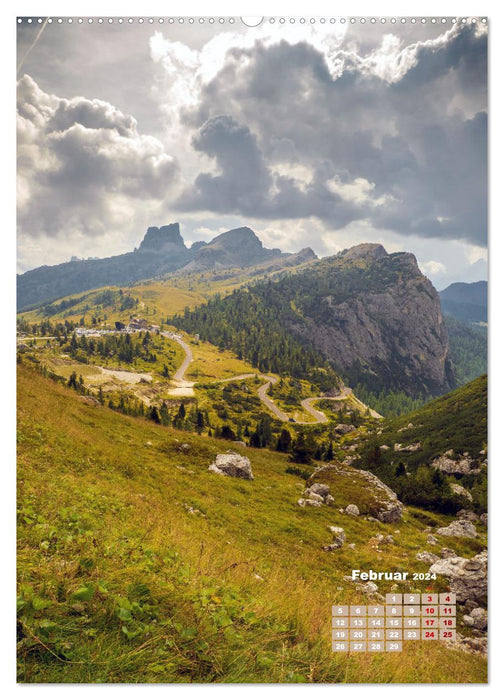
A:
16,13,488,685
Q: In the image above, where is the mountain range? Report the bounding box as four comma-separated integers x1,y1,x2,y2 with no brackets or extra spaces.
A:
17,224,316,310
172,242,456,398
439,280,487,323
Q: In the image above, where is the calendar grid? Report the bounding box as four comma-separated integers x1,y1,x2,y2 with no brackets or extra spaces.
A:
332,592,457,652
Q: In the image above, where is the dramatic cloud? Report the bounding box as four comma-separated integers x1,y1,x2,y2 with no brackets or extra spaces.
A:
159,23,487,246
16,19,488,281
17,75,179,241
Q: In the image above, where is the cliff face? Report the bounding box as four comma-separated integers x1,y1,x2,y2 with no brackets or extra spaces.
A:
287,247,456,396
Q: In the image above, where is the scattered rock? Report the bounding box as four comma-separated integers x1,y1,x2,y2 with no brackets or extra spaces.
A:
430,550,487,603
437,519,477,539
208,452,254,480
440,548,457,559
394,440,421,452
145,441,153,447
334,424,356,435
380,445,390,451
450,483,473,501
309,483,331,498
368,533,394,548
427,534,438,546
345,504,360,516
431,452,480,475
461,637,487,654
416,551,440,564
457,509,478,522
348,543,356,549
178,443,191,454
480,513,488,527
183,503,204,516
298,498,322,507
233,440,247,446
303,489,325,503
303,482,334,505
467,608,487,630
323,526,346,550
343,577,384,600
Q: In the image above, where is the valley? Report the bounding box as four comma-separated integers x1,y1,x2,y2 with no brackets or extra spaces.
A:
16,226,488,683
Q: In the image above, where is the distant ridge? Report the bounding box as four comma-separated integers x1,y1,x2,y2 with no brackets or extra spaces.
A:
439,281,487,323
17,225,316,310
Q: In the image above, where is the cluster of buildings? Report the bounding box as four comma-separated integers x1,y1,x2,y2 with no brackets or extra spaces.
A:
114,318,160,333
71,318,160,338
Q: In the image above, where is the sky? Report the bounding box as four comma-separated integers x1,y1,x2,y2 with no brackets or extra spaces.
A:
16,15,488,289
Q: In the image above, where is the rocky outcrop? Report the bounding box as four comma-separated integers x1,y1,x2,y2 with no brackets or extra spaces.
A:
287,245,455,396
457,509,478,522
416,551,439,565
449,483,473,501
463,607,487,631
430,550,487,603
306,464,403,522
431,451,480,475
334,424,356,436
138,223,186,252
437,519,477,539
208,452,254,480
345,504,360,516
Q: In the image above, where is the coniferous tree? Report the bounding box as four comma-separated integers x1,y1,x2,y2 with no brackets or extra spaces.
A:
276,428,292,453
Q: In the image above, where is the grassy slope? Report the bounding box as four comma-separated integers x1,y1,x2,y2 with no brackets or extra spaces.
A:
19,283,206,327
18,257,317,328
357,375,487,467
17,365,486,683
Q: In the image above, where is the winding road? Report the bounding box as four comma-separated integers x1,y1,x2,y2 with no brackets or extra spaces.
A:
165,332,381,422
162,332,195,397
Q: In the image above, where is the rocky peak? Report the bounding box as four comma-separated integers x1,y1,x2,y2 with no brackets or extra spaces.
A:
338,243,388,262
292,247,317,264
138,223,185,252
208,227,266,252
